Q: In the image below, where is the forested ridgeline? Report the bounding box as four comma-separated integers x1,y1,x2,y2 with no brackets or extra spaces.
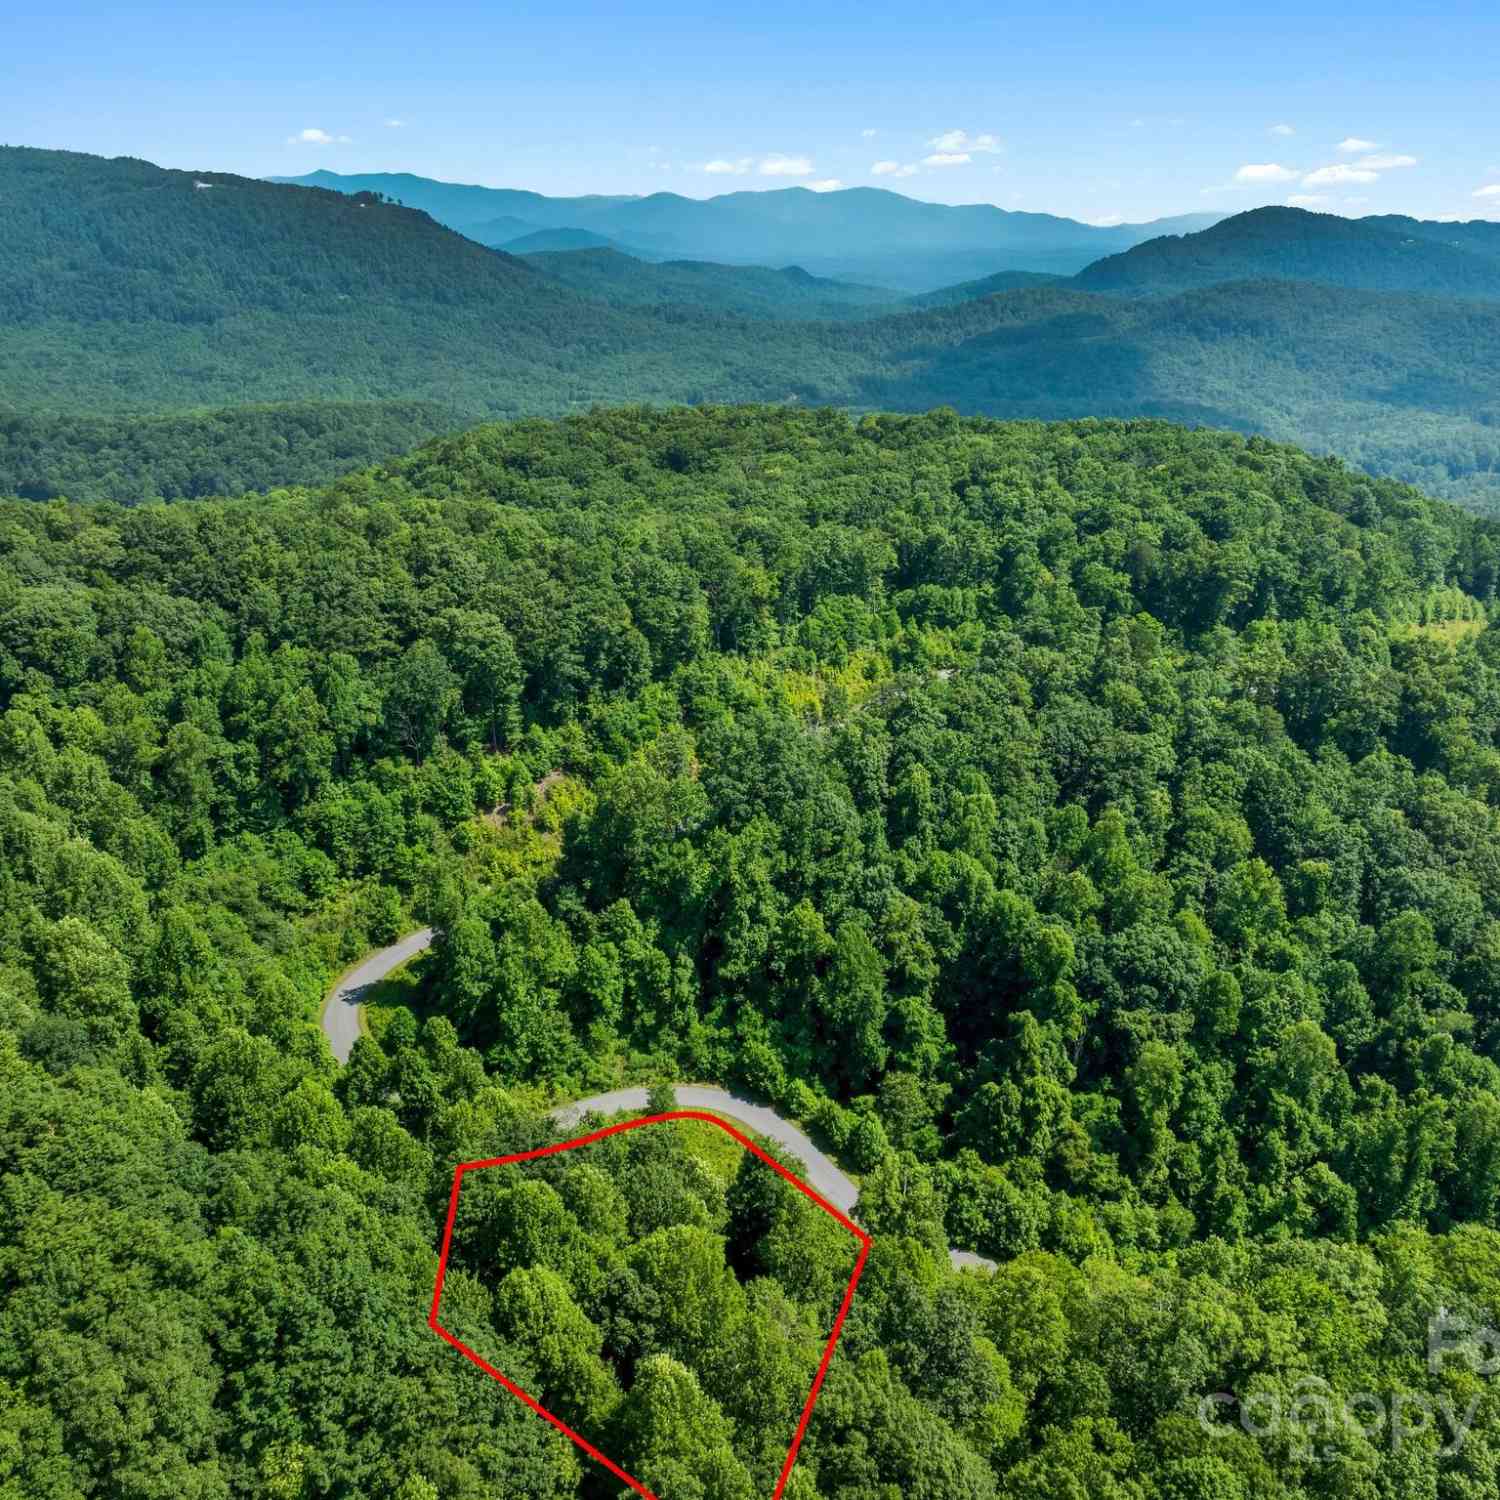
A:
1075,206,1500,300
5,408,1500,1496
515,249,903,320
0,147,874,419
860,280,1500,516
6,147,1500,510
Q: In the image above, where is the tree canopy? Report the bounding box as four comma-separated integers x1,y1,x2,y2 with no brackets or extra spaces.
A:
3,406,1500,1496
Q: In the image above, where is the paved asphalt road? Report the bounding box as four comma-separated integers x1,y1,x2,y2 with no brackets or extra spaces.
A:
323,931,996,1271
320,926,435,1064
554,1086,863,1214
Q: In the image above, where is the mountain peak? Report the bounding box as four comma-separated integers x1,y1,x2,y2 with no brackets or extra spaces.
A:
1075,203,1500,298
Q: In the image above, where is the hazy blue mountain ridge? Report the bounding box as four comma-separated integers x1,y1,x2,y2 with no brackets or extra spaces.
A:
270,167,1223,286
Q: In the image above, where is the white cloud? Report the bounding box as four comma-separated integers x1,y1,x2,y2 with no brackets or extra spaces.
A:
1474,184,1500,199
703,157,752,175
384,119,404,129
286,127,348,145
1303,164,1379,186
871,160,918,178
927,129,1001,154
1357,152,1417,169
1090,214,1125,227
808,179,844,192
759,153,815,177
923,152,972,167
861,128,878,138
1269,123,1295,136
1234,162,1299,183
1336,136,1379,153
1286,194,1329,207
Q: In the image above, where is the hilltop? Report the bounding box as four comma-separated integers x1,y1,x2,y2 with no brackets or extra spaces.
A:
1076,205,1500,299
905,267,1069,307
520,247,899,318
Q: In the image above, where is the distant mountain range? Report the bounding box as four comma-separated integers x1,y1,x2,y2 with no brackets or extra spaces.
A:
903,268,1068,308
1077,205,1500,299
514,203,1500,319
517,248,898,319
501,226,665,258
4,147,1498,511
460,214,551,247
268,169,1225,289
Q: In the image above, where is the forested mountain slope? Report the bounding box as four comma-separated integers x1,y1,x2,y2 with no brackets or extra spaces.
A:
1076,205,1500,300
0,148,1002,421
2,148,552,323
905,268,1069,307
0,147,704,415
520,247,899,318
1362,213,1500,262
5,148,1499,511
867,279,1500,510
4,408,1500,1496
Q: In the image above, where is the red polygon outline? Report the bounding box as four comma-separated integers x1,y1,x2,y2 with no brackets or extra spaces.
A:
428,1109,872,1500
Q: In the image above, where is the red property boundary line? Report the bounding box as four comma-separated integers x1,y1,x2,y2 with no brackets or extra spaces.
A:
428,1108,873,1500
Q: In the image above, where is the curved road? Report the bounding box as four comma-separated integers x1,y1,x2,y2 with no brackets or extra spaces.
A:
323,931,996,1271
321,927,435,1064
555,1087,859,1215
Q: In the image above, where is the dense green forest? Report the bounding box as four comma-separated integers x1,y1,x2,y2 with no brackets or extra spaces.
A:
0,402,462,503
6,147,1500,511
904,268,1068,308
519,249,898,320
865,280,1500,515
1076,207,1500,300
6,407,1500,1496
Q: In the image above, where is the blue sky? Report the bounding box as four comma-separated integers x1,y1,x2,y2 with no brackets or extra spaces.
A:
6,0,1499,223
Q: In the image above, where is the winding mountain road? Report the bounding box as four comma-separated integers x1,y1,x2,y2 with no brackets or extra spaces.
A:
321,927,436,1064
323,930,996,1271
